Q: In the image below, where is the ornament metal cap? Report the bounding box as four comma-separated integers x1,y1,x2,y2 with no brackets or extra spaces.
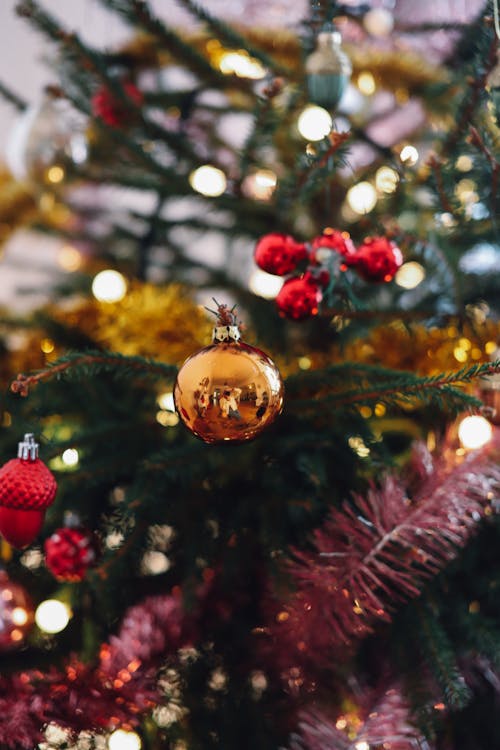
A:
207,299,242,343
17,434,39,461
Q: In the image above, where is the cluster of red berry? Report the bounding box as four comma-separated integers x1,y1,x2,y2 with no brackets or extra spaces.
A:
254,229,403,320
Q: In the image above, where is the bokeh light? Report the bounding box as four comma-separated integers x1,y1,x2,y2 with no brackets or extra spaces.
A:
35,599,71,634
458,415,493,450
297,105,332,141
189,165,227,197
92,270,127,303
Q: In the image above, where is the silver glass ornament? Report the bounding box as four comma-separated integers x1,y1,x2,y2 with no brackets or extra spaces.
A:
305,29,352,109
6,95,88,185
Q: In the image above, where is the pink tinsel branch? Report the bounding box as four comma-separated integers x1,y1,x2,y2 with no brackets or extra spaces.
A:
0,591,191,748
271,438,500,661
288,684,430,750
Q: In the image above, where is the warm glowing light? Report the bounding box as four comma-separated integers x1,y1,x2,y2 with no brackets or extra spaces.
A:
62,448,79,467
348,436,370,457
156,410,179,427
35,599,71,634
108,729,142,750
242,169,277,201
399,145,419,166
46,165,65,184
346,182,377,214
141,550,170,575
158,392,175,411
456,155,473,172
355,742,370,750
11,607,28,626
189,165,227,197
219,50,266,79
297,105,332,141
92,270,127,303
458,415,493,450
453,347,468,363
363,7,394,36
40,337,55,354
357,71,376,96
395,261,425,289
248,268,284,299
375,166,399,193
455,178,478,205
57,244,82,272
298,356,312,370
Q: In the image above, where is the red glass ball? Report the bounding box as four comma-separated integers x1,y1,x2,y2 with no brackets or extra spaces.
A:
348,236,403,282
254,233,308,276
91,82,144,128
275,274,322,321
45,527,98,582
0,570,34,650
310,229,356,262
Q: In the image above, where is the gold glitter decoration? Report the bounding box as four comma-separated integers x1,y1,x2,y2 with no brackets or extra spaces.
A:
279,319,500,379
0,170,37,250
51,283,211,365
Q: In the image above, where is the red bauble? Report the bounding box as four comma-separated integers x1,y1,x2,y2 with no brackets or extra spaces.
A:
310,228,356,262
91,81,144,128
0,570,34,650
254,233,308,276
45,526,98,582
347,236,403,282
0,435,57,548
275,274,322,321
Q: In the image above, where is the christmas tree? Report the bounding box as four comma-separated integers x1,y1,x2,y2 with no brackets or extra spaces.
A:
0,0,500,748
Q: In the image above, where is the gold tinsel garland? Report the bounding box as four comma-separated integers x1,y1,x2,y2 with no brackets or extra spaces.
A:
281,319,500,379
0,284,211,388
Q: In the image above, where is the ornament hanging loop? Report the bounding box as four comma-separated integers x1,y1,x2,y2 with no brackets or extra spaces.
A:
17,434,38,461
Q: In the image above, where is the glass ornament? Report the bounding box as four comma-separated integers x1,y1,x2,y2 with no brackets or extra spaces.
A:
174,305,284,444
6,94,88,185
305,28,352,109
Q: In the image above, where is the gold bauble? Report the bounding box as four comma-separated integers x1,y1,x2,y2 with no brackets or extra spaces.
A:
174,323,284,445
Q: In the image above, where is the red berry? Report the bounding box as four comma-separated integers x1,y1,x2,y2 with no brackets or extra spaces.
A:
276,274,322,321
45,527,98,582
310,229,356,262
254,233,308,276
91,81,144,128
347,236,403,282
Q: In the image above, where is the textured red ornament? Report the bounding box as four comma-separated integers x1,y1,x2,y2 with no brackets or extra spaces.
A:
347,236,403,282
254,233,308,276
310,228,356,262
0,435,57,548
91,81,144,128
45,526,98,582
275,274,322,320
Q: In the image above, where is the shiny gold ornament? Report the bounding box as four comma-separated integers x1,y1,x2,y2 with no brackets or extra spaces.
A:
174,304,284,444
